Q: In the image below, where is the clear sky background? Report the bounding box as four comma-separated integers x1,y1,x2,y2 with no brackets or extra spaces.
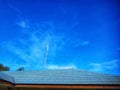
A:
0,0,120,75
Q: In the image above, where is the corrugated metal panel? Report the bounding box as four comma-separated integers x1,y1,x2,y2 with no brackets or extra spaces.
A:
0,72,14,83
2,69,120,85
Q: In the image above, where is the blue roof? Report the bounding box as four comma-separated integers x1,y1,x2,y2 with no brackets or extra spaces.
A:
0,69,120,85
0,71,14,83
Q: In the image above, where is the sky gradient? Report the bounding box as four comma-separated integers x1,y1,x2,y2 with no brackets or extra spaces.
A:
0,0,120,75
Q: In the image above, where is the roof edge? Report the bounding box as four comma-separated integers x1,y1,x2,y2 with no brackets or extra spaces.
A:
14,84,120,89
0,72,15,84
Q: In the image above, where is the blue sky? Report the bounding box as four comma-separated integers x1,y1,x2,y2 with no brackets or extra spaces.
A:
0,0,120,75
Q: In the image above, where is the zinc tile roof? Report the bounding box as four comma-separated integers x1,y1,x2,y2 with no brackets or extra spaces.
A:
0,71,14,83
0,69,120,85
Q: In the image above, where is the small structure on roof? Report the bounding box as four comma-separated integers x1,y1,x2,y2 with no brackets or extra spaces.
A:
0,69,120,90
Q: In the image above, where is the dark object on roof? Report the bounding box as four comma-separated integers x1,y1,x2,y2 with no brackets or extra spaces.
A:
0,69,120,85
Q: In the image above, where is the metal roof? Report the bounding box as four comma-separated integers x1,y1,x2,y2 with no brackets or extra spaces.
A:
0,69,120,85
0,71,14,83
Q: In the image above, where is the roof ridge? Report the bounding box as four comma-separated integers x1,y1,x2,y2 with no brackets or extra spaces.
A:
2,69,120,76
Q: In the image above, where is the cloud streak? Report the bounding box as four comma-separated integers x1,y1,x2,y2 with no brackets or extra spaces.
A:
73,40,90,47
3,20,67,70
17,20,29,29
89,59,119,73
47,64,77,70
8,4,22,15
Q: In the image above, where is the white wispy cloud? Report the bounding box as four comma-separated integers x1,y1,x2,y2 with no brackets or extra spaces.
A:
8,4,22,15
73,40,90,47
3,21,66,70
71,22,79,29
89,59,118,72
47,64,77,70
82,41,89,46
17,20,29,29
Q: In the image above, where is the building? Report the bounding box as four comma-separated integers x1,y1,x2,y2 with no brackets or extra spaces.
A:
0,69,120,90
